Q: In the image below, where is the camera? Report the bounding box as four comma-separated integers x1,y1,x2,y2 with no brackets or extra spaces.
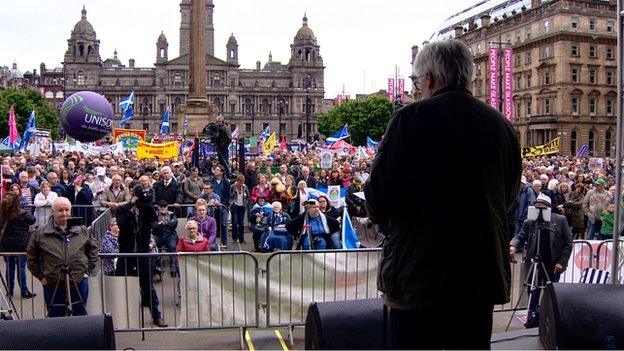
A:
134,187,154,204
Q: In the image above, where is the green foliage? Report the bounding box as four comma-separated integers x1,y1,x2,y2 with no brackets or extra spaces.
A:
0,87,60,139
317,96,393,145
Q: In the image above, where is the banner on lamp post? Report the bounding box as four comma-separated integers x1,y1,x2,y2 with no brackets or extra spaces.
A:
488,46,499,110
503,47,514,122
398,78,405,102
387,78,395,101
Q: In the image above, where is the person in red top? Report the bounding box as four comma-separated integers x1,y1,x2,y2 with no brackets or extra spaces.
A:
176,220,210,252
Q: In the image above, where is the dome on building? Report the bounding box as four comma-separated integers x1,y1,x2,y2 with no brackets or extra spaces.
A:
103,49,123,68
157,31,167,44
10,63,23,79
294,13,315,41
227,33,237,45
73,6,95,35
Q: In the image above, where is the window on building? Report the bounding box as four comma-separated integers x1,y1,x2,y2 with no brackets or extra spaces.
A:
607,20,614,32
515,54,521,67
589,130,595,155
525,51,532,64
589,45,597,58
244,98,253,115
570,131,577,155
607,47,614,59
515,75,521,90
607,71,614,85
607,99,614,116
543,71,551,85
525,26,532,39
245,123,252,132
571,97,579,115
159,103,165,114
143,123,150,132
516,31,521,43
174,73,181,85
476,80,483,96
544,98,551,114
476,63,482,75
229,102,236,116
526,100,532,117
589,69,597,84
159,78,164,87
589,98,597,116
77,71,85,85
230,77,235,87
571,43,579,56
589,19,597,31
543,20,550,33
280,123,286,134
571,68,579,83
526,131,532,146
526,73,532,87
540,46,553,59
606,131,612,156
571,17,579,29
515,102,521,119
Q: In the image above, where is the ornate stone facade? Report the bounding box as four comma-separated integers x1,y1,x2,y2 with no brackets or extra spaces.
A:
448,0,616,156
62,2,325,140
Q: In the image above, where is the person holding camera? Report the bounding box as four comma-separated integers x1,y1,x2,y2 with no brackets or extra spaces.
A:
27,197,98,317
509,194,573,328
286,199,341,250
151,200,179,277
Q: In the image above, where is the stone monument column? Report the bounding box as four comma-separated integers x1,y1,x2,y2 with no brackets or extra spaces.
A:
178,0,217,134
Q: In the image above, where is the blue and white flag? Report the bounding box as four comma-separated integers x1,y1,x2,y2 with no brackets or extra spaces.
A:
2,136,21,152
325,124,350,145
119,91,134,127
183,115,189,135
160,108,170,134
366,136,379,150
18,110,36,151
341,207,360,249
259,125,271,142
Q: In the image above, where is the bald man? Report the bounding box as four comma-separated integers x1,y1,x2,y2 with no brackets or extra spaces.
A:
27,197,98,317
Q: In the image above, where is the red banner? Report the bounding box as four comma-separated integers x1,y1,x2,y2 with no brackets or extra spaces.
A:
387,78,395,101
488,46,499,110
112,128,147,142
503,48,513,122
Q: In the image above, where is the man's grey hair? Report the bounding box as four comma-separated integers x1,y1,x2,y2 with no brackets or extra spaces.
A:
413,39,474,90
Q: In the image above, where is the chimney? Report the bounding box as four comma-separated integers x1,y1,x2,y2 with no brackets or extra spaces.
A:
256,60,261,70
129,58,135,68
531,0,541,8
454,25,464,37
480,13,491,27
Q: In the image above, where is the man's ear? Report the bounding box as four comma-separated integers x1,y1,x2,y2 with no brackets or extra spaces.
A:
426,73,436,91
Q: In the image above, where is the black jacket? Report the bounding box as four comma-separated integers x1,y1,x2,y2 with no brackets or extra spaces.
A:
510,213,573,268
153,179,183,204
285,212,341,239
365,87,521,308
1,210,36,252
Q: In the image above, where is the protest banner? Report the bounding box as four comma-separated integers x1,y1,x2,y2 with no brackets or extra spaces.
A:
136,141,179,159
521,137,560,157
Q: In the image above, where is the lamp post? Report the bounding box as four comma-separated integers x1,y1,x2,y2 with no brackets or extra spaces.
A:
251,104,255,136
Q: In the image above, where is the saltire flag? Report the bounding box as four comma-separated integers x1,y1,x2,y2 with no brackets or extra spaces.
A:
325,124,349,145
259,125,271,142
341,207,360,249
18,110,36,151
231,126,240,139
576,144,589,158
366,136,379,150
160,108,170,134
263,132,276,156
183,115,189,135
119,91,134,127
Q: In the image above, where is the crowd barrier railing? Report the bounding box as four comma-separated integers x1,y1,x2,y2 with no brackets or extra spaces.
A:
594,239,624,280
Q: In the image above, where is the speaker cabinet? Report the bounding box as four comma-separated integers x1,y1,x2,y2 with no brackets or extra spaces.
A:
540,283,624,349
0,314,115,350
305,299,384,350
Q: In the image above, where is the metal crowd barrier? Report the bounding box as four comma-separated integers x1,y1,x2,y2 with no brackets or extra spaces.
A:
594,238,624,272
263,248,381,332
89,208,112,242
0,252,43,320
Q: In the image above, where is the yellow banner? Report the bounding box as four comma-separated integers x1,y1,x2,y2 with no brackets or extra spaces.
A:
521,137,560,157
263,132,276,156
136,141,179,160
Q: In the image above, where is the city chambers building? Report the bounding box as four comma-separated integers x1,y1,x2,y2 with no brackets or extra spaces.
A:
61,1,325,139
431,0,616,156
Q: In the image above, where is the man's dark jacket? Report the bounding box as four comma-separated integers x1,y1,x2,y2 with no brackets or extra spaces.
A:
510,213,573,269
153,179,183,204
365,87,521,308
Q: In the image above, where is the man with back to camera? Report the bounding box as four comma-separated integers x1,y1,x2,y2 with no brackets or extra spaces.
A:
365,39,522,349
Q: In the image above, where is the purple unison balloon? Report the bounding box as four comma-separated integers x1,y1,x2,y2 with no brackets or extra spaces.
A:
60,91,113,142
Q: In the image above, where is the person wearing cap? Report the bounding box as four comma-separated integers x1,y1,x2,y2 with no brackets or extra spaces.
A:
514,175,536,235
66,174,94,226
510,193,573,327
151,200,179,276
583,178,611,240
91,167,111,210
286,198,341,250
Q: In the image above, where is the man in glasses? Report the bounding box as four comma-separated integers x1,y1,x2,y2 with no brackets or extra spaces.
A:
366,39,521,349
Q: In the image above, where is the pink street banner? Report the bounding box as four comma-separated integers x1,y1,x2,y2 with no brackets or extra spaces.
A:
387,78,395,101
398,78,405,102
503,47,513,122
488,46,499,110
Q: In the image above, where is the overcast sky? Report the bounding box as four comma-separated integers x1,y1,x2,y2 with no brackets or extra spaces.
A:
1,0,477,98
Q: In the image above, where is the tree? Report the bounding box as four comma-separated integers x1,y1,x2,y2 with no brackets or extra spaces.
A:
0,87,60,139
317,96,394,146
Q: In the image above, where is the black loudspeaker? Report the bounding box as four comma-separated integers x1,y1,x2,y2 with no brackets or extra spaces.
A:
0,314,115,350
540,283,624,349
305,298,384,350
